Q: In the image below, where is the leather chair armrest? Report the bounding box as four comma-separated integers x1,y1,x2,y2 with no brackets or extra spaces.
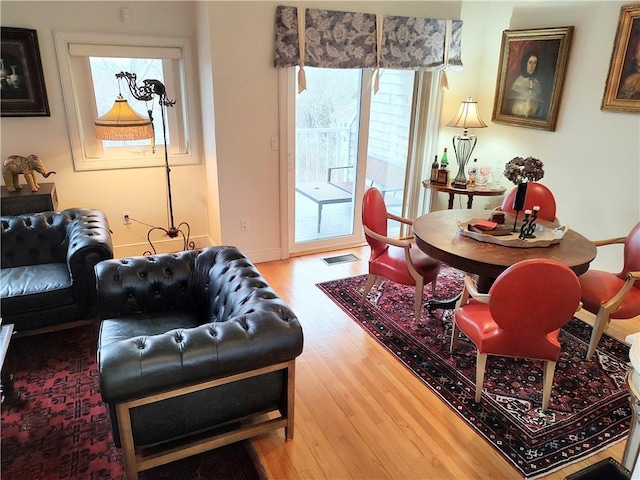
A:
364,225,411,249
600,271,640,314
593,236,627,247
66,209,114,266
65,209,113,314
387,211,413,226
457,274,490,308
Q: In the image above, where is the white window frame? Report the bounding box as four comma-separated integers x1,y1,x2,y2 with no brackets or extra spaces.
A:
54,31,200,171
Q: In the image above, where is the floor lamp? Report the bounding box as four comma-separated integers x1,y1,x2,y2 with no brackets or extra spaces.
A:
95,71,193,255
447,97,487,189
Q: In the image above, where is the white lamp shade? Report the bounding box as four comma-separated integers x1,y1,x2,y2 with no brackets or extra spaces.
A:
95,95,154,141
447,97,487,129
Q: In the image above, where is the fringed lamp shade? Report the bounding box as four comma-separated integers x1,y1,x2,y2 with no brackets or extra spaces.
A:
95,95,154,141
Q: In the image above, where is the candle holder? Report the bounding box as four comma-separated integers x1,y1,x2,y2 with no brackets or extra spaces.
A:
519,206,540,240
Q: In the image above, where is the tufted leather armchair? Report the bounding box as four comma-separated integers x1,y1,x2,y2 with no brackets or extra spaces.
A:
95,246,304,479
1,208,113,334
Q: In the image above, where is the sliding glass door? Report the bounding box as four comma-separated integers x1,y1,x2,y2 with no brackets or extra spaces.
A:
294,67,363,244
281,67,441,255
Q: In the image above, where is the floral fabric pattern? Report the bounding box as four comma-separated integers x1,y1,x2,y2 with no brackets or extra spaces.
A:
274,5,300,67
380,16,462,70
274,5,463,71
306,9,377,68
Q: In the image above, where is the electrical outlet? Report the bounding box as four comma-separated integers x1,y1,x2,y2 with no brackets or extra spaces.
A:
122,212,131,225
241,218,250,231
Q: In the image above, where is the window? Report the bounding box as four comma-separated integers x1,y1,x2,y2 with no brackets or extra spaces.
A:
55,32,199,171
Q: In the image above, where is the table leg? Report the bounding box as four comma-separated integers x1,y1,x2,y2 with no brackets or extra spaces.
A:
317,204,323,233
447,193,455,209
426,275,495,312
466,195,474,209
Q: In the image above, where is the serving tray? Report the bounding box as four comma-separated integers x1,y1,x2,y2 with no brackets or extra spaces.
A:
456,218,566,248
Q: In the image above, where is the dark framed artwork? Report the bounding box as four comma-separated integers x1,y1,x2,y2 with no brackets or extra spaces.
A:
492,26,574,131
602,3,640,113
1,27,50,117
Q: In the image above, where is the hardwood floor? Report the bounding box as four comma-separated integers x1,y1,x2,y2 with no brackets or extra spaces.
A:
252,245,638,480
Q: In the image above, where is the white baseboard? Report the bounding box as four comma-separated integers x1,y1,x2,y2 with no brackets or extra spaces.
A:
113,235,211,258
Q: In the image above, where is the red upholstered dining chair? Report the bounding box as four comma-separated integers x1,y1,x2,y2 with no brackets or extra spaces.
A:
579,222,640,360
450,259,581,410
362,187,441,320
498,182,557,222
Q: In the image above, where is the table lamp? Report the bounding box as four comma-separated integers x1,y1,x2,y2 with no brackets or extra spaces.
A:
447,97,487,189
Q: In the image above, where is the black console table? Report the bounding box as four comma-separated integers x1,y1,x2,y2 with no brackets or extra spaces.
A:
1,182,58,215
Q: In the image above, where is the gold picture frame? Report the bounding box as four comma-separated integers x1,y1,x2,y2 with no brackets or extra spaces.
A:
602,3,640,113
492,26,574,131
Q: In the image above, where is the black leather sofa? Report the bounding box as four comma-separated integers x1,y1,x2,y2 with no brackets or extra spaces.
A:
95,246,304,479
0,208,113,334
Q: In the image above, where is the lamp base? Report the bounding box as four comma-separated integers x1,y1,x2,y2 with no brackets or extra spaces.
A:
144,222,195,255
452,180,468,189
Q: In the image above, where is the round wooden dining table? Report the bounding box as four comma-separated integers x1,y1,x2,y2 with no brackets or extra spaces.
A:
413,209,597,310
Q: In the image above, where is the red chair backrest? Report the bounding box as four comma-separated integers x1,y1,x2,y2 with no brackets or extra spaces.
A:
500,182,557,222
488,259,581,340
619,221,640,286
362,188,389,258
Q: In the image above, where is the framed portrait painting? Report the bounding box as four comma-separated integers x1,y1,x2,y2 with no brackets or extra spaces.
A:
602,3,640,113
1,27,50,117
492,26,574,131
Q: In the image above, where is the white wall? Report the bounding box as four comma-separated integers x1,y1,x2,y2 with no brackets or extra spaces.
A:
0,1,208,258
202,1,463,262
2,1,638,271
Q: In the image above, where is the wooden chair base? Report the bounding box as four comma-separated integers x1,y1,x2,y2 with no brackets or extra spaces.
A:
115,360,296,480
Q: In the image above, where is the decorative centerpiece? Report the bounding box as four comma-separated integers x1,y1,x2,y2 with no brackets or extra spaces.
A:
504,156,545,185
504,156,544,231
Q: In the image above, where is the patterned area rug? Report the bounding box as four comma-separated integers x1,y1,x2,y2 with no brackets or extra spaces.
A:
317,268,632,479
1,323,267,480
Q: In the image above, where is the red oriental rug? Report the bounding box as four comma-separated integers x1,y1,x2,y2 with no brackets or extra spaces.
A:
1,323,267,480
317,268,631,479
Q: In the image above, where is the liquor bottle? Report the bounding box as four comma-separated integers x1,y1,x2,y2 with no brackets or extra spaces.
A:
467,158,478,188
430,155,439,183
441,148,449,168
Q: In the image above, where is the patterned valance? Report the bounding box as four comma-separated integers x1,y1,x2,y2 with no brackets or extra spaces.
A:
274,6,463,80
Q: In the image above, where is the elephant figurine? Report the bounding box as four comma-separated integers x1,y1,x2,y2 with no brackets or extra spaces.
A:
2,154,55,192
